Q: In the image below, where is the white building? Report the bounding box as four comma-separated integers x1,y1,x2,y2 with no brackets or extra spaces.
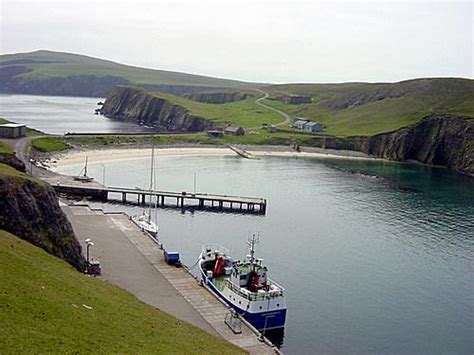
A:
0,123,27,138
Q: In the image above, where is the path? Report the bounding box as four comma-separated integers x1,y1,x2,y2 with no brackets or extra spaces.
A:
249,89,291,130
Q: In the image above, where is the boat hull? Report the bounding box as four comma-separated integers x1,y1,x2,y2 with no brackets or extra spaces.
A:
199,265,286,330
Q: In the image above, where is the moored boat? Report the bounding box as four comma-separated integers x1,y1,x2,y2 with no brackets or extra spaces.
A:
198,236,287,331
132,145,159,238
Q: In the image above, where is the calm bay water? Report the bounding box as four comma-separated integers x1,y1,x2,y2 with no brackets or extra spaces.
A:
56,155,474,354
0,94,151,134
4,94,472,353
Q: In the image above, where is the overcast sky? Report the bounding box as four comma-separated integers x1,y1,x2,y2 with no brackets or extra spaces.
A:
0,0,472,83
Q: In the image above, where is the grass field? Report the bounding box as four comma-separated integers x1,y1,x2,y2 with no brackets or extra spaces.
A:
149,91,284,128
0,230,244,354
263,78,474,136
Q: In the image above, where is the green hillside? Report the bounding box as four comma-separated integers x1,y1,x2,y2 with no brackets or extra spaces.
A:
0,230,243,354
263,78,474,136
0,50,254,88
150,90,283,128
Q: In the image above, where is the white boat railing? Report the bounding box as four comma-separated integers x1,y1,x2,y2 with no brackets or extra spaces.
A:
202,244,230,256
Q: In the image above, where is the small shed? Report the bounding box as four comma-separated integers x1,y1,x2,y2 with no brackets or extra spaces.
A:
224,126,245,136
303,121,323,133
0,123,26,138
207,130,224,138
293,120,309,130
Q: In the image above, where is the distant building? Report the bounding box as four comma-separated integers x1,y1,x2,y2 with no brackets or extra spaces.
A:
279,96,312,104
293,119,323,133
224,126,245,136
303,121,323,133
293,120,308,130
207,130,224,138
0,123,26,138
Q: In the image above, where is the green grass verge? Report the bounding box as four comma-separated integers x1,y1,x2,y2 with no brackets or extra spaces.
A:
32,137,70,152
0,142,13,154
0,230,244,354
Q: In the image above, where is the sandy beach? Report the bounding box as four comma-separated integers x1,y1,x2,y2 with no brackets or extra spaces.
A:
49,144,383,170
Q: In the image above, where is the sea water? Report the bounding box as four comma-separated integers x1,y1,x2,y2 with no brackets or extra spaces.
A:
56,154,474,354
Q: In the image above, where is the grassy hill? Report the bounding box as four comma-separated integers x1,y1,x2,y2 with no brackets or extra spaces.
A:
149,90,283,128
263,78,474,136
0,230,243,353
0,50,254,88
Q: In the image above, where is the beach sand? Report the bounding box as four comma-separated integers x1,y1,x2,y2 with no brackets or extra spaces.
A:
49,144,382,170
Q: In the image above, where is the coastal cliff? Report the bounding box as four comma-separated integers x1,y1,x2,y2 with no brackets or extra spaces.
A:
314,115,473,175
183,91,249,104
0,156,85,271
101,86,214,132
366,115,473,175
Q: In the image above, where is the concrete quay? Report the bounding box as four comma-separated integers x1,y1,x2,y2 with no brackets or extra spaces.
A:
63,204,278,354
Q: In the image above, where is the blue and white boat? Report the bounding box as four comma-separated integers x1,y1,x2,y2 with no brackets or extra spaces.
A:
198,236,287,331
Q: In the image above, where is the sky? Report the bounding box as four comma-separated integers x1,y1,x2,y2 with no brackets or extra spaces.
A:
0,0,472,83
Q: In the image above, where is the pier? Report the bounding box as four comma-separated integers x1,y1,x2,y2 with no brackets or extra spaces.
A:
63,204,278,354
51,182,267,214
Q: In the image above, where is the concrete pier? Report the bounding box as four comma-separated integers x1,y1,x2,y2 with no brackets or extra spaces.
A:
63,204,277,354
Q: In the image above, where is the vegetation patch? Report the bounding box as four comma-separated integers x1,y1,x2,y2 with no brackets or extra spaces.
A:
148,91,284,128
32,137,70,152
0,142,13,154
0,230,244,354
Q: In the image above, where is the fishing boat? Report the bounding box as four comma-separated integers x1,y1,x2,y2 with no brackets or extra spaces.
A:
73,157,94,182
198,235,286,331
132,146,159,237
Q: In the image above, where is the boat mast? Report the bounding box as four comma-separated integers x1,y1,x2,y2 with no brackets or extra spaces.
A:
148,145,155,223
248,234,259,272
84,157,88,177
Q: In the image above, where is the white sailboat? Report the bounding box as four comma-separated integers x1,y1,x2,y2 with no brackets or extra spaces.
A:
73,157,94,182
132,146,159,237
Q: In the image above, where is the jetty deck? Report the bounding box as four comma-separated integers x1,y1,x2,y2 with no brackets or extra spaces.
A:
48,175,266,214
63,204,277,354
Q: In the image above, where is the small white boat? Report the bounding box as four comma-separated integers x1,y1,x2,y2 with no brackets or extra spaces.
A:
132,145,159,237
73,157,94,182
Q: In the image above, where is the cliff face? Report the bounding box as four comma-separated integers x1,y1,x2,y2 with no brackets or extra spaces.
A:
309,115,473,175
101,86,214,132
366,115,473,175
183,92,249,104
0,158,85,271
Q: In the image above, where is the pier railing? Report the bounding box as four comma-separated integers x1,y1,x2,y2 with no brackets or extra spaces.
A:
52,183,267,214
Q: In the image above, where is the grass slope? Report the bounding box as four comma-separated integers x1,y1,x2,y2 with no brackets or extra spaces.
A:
0,230,243,354
32,137,70,152
150,90,283,128
0,50,254,88
263,78,474,136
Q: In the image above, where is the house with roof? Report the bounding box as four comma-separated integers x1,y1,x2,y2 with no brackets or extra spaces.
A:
293,119,323,133
0,123,26,138
224,126,245,136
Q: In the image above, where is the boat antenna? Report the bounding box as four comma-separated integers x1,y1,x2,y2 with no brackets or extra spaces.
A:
247,233,259,270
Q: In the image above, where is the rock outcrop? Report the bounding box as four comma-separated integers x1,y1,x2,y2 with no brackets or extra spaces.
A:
0,156,85,271
101,86,215,132
366,115,473,175
183,92,249,104
306,115,473,176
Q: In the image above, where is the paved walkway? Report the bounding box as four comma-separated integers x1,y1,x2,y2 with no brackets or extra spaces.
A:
63,204,276,354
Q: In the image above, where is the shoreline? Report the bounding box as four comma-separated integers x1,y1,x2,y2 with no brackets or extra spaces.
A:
48,143,386,169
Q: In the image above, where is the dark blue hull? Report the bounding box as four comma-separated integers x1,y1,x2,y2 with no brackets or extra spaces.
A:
201,268,286,330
